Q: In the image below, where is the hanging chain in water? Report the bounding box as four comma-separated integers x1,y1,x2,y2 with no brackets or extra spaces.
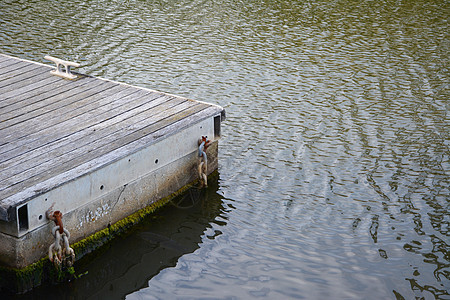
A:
46,209,75,269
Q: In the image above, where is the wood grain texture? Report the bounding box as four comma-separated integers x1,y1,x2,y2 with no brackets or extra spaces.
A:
0,54,223,209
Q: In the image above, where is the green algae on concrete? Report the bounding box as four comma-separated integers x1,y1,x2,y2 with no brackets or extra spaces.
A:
0,256,72,295
0,173,217,294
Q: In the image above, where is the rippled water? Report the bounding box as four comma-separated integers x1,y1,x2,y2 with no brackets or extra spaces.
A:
1,0,449,299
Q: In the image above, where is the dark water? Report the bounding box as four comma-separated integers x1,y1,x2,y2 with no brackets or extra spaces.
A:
1,0,449,299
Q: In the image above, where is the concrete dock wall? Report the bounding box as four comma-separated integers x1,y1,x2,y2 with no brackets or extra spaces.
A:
0,119,219,269
0,53,224,275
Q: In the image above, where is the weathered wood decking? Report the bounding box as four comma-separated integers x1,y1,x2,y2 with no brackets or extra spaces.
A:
0,53,223,224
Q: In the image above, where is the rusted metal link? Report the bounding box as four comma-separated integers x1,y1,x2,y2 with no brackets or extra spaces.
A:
47,209,64,234
46,208,75,268
48,230,62,268
53,210,64,234
198,136,211,187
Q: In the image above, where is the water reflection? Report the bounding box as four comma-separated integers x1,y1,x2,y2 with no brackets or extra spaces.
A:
13,178,226,300
0,0,449,298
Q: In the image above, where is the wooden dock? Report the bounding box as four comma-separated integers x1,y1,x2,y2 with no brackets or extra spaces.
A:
0,53,224,270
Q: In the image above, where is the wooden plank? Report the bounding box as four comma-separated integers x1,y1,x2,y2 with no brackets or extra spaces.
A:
0,75,93,113
0,56,21,67
0,97,189,182
46,91,173,137
0,82,123,157
0,80,118,140
0,100,197,193
0,102,210,199
0,72,60,108
0,73,61,103
0,79,116,133
0,60,26,74
0,79,116,130
0,104,221,208
0,87,149,160
0,55,10,63
0,55,224,212
0,89,158,161
0,57,20,69
0,68,49,95
0,61,43,81
0,77,91,122
0,94,174,174
138,105,221,147
0,65,71,96
0,99,196,184
0,68,56,100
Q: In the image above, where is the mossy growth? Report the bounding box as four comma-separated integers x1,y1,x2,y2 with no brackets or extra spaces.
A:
0,171,217,295
70,175,206,259
0,256,75,294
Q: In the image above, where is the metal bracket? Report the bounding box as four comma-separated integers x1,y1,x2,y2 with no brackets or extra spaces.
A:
44,55,80,80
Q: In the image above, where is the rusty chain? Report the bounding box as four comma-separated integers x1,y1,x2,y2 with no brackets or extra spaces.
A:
46,209,75,269
198,136,211,187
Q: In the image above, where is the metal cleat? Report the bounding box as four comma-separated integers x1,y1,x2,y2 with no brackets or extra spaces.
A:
44,55,80,80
